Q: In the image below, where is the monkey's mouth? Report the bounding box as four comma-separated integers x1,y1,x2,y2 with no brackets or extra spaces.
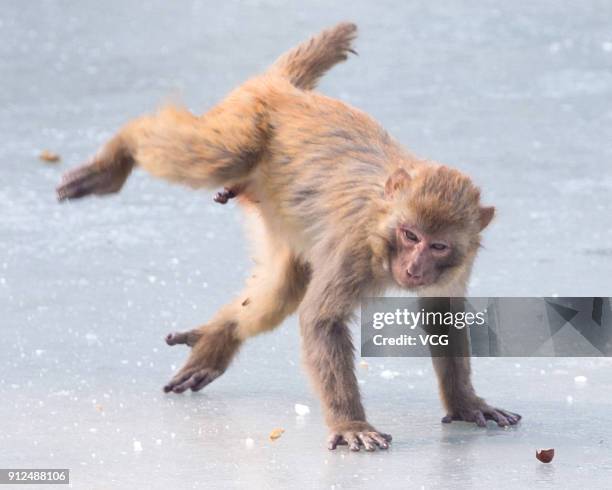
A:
397,276,430,289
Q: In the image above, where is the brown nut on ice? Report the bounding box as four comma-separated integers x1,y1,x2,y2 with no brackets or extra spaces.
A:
269,428,285,441
40,150,61,163
536,448,555,463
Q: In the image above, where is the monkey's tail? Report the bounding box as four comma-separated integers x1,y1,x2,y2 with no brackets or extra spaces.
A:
268,22,358,91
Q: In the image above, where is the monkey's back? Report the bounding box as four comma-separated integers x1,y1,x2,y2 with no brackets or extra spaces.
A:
240,76,416,257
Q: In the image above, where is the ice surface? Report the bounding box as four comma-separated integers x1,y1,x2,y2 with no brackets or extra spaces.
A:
1,1,612,489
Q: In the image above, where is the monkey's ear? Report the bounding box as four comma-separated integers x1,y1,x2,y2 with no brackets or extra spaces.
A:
479,206,495,231
384,168,411,198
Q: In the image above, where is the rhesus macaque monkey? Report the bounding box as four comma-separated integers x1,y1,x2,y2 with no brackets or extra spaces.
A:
57,23,520,451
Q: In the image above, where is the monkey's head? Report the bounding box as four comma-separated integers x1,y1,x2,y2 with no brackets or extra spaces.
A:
381,165,494,291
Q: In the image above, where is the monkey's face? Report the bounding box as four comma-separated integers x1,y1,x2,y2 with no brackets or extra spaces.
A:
390,225,459,289
383,165,495,291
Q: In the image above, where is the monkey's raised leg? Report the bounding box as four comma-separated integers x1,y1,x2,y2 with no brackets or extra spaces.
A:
299,244,391,451
57,83,271,201
163,242,309,393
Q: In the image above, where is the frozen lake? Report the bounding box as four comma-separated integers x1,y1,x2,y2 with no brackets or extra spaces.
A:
1,1,611,488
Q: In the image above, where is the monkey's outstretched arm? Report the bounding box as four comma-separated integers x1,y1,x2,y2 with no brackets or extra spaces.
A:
299,244,391,451
163,235,309,393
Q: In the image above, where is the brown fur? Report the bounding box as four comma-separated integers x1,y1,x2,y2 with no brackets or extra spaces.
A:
57,23,518,450
270,22,358,90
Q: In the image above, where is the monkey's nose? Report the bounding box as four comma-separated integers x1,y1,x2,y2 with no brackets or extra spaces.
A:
406,271,422,280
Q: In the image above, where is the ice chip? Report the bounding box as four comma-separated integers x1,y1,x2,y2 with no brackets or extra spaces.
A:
294,403,310,416
85,333,100,346
574,375,587,385
380,370,400,380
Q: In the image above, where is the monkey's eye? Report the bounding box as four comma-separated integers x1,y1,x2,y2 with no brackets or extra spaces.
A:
403,229,419,242
431,243,448,251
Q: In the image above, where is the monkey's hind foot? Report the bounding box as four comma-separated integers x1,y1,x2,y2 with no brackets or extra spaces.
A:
213,187,238,204
57,163,121,201
327,421,392,452
57,138,134,201
442,404,521,428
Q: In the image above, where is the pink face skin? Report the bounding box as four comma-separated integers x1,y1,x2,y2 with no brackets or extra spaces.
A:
390,225,456,289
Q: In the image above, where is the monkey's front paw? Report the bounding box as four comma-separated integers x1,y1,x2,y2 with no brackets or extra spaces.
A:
163,364,223,394
442,404,521,428
163,326,240,394
327,421,392,452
